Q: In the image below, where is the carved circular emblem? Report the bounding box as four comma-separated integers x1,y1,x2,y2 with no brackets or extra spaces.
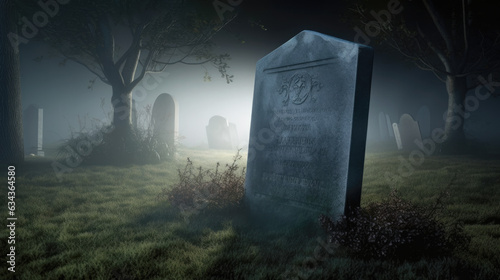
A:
290,73,312,104
278,72,322,106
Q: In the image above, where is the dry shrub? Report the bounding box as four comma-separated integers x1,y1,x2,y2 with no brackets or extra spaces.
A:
157,150,245,212
319,189,470,260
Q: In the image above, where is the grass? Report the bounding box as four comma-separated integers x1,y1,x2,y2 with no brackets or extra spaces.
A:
1,148,499,279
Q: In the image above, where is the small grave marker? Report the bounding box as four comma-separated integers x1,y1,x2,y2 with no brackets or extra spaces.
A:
392,123,403,150
23,104,44,156
206,115,233,150
398,113,422,151
151,93,178,155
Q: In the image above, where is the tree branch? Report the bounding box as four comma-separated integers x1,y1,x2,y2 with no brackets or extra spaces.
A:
126,49,154,92
458,0,471,73
417,25,453,73
64,56,110,85
116,23,146,69
95,14,124,88
422,0,455,55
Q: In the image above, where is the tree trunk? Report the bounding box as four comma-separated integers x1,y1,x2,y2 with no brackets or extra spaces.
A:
105,87,137,163
111,89,133,133
109,42,139,146
109,87,135,145
0,0,24,165
442,75,467,154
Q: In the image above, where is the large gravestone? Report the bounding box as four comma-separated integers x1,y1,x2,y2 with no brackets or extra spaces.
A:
23,105,44,156
245,31,373,220
151,93,178,152
206,115,233,150
398,114,422,151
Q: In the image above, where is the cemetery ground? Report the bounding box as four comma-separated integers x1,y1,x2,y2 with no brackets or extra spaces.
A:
1,148,499,279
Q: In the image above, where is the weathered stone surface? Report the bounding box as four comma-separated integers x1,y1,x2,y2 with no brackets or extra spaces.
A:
206,115,232,150
398,113,422,151
151,93,178,151
393,123,403,150
245,30,373,220
23,104,44,156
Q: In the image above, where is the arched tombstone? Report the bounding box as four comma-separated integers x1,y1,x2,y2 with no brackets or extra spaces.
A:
416,106,431,139
206,115,233,150
23,104,44,156
398,113,422,151
151,93,178,155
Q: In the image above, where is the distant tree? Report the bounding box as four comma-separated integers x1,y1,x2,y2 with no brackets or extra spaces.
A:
352,0,500,154
17,0,235,158
0,0,24,165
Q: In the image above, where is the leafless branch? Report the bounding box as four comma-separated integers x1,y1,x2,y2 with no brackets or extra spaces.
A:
422,0,455,55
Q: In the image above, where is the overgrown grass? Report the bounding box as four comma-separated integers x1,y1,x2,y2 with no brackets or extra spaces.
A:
1,149,499,279
157,149,245,216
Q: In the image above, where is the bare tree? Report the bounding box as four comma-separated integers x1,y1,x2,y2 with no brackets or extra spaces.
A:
353,0,500,153
18,0,235,156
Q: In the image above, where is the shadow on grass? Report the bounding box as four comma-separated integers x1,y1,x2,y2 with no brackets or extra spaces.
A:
15,157,55,179
183,205,326,279
134,203,181,227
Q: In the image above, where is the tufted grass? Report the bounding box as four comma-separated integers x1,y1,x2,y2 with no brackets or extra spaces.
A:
0,148,499,279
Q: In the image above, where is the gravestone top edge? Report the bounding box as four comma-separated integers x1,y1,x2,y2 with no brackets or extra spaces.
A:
297,30,373,48
257,30,373,71
24,104,41,111
153,93,176,103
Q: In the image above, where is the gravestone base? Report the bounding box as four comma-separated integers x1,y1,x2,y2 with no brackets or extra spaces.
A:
241,197,324,235
245,194,326,219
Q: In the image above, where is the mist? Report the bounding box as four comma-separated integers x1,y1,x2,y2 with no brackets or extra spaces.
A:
17,0,500,156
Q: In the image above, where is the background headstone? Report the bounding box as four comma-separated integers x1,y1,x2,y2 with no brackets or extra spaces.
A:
416,106,431,139
151,93,178,151
23,104,44,156
398,113,422,151
379,111,389,141
206,115,233,150
386,114,394,138
245,30,373,221
392,123,403,150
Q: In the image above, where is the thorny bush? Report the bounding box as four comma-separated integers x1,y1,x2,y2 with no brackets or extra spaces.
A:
157,150,245,212
319,188,470,260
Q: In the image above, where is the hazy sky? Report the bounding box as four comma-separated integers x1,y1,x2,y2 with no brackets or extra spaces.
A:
18,0,500,151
